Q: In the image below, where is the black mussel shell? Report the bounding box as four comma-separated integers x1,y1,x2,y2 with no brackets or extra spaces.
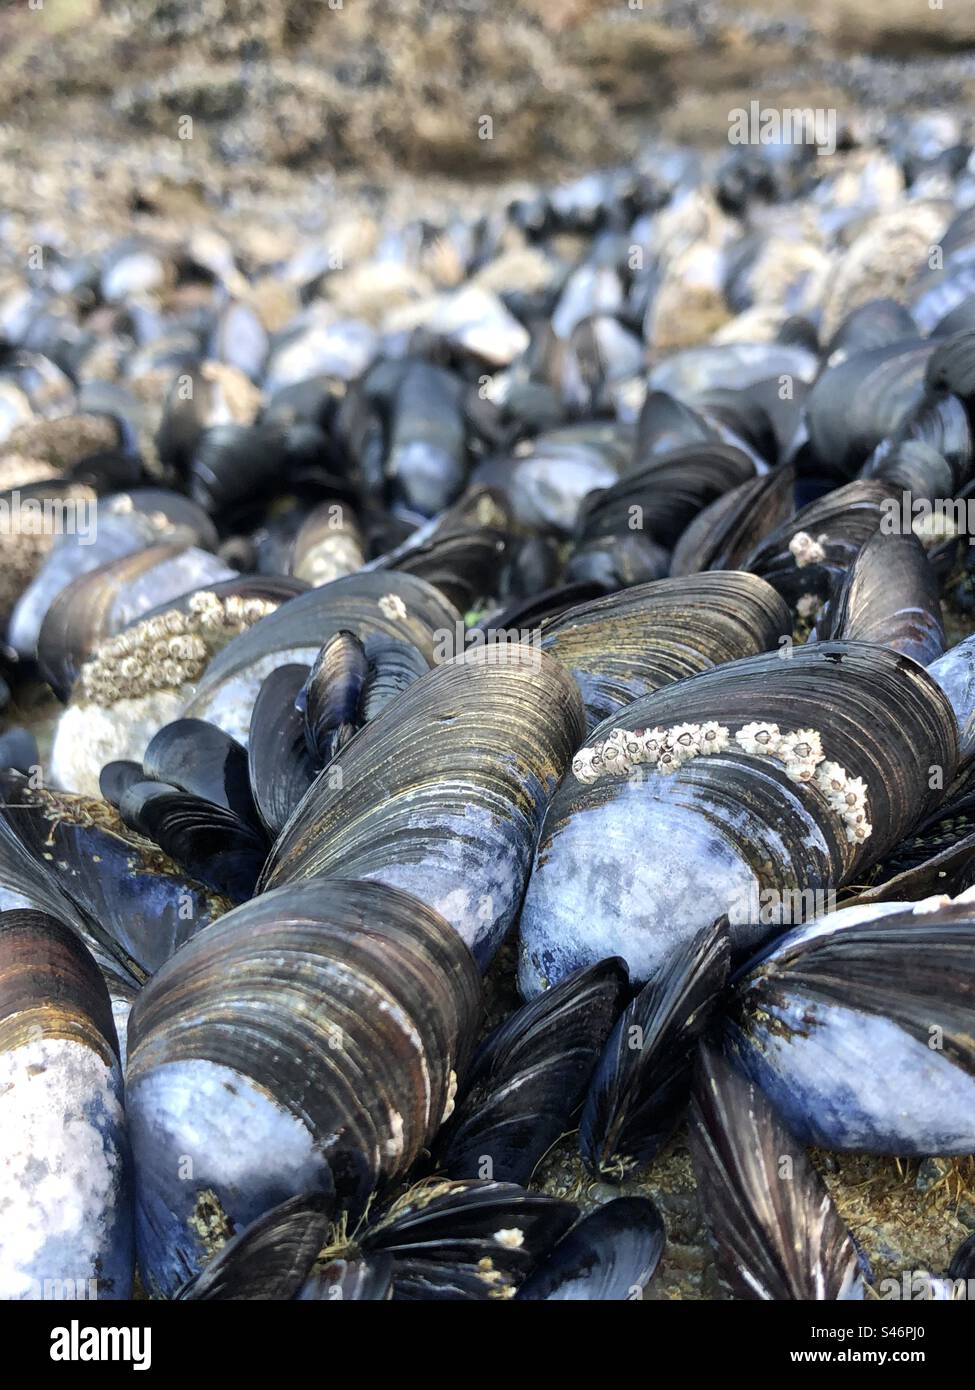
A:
300,630,369,765
118,781,267,903
248,663,317,838
516,1197,665,1301
688,1045,866,1300
819,529,945,666
358,1180,578,1300
143,717,260,830
580,918,730,1179
671,465,795,576
99,760,145,808
436,958,628,1185
176,1194,334,1301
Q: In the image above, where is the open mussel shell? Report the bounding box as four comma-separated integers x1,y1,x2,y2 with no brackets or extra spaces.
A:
688,1045,866,1301
670,466,795,577
516,1197,665,1301
0,909,133,1299
126,878,481,1296
580,918,729,1180
357,1179,578,1300
37,544,235,700
541,572,791,731
248,663,317,837
176,1194,334,1301
818,530,945,666
183,571,457,745
261,644,586,964
49,575,303,795
143,717,259,828
725,895,975,1155
435,958,627,1186
117,782,267,904
0,770,228,979
518,641,958,996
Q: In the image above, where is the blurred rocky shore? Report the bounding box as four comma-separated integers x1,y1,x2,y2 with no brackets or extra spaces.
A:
2,0,975,259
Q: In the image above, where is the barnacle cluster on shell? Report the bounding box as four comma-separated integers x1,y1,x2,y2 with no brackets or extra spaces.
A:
788,531,827,568
78,591,276,704
572,720,871,844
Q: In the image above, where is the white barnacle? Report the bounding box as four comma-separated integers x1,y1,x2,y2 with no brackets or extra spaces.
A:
845,817,872,845
796,592,822,620
736,721,783,757
838,775,868,812
656,746,684,774
602,728,633,774
815,760,848,797
779,728,824,767
640,727,667,762
493,1228,525,1249
378,593,408,622
788,531,826,568
698,721,730,755
572,747,600,785
621,728,647,765
668,722,703,758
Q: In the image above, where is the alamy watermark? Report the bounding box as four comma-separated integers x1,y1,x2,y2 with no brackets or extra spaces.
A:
880,491,975,545
432,623,542,670
728,101,837,157
0,491,97,545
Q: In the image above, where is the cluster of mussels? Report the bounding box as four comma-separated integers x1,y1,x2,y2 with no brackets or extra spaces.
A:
6,113,975,1304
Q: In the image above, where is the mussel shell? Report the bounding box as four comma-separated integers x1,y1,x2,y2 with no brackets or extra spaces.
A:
247,664,317,837
300,630,369,765
576,443,756,549
126,879,481,1296
515,1197,665,1301
541,572,791,731
0,771,227,977
184,571,457,745
358,1179,577,1300
670,466,795,577
806,340,935,479
580,918,730,1178
50,575,302,796
37,545,235,700
143,717,259,827
117,782,267,904
688,1044,866,1300
0,909,133,1299
261,644,586,964
726,899,975,1154
176,1194,334,1301
518,642,958,995
436,958,628,1185
819,530,945,666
